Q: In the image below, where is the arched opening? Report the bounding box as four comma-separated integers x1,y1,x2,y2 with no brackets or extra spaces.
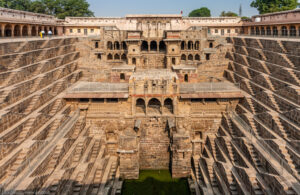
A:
206,54,210,60
38,26,42,34
195,41,200,50
150,41,157,51
209,42,213,48
159,41,166,52
141,41,148,51
273,27,278,36
188,54,193,61
107,41,113,50
14,25,21,37
122,41,127,50
148,98,161,115
4,24,12,37
281,26,288,36
114,41,120,50
164,98,173,114
114,53,120,60
54,27,58,35
95,42,99,48
22,25,28,36
261,27,265,35
251,27,255,35
195,54,200,61
299,27,300,36
120,73,125,80
184,74,189,82
290,26,296,36
188,41,193,50
181,54,186,61
121,54,127,61
132,58,136,65
181,41,185,50
255,27,260,35
266,27,271,35
136,98,146,114
107,53,113,60
172,58,176,65
31,26,37,36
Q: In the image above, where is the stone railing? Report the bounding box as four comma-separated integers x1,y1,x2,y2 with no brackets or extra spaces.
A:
0,7,57,25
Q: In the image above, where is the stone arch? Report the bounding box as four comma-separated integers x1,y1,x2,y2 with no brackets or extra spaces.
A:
107,53,113,60
181,41,185,50
255,27,260,35
121,54,127,61
150,41,157,51
148,98,161,114
114,41,120,50
290,26,296,36
136,98,146,114
114,53,120,60
195,54,200,61
141,41,148,51
172,58,176,65
188,41,193,50
251,27,255,35
281,26,288,36
159,41,166,52
184,74,189,82
164,98,173,114
188,54,193,61
31,26,37,36
181,54,186,61
266,26,271,35
4,24,12,37
107,41,113,50
22,25,28,36
132,57,136,65
195,41,200,50
209,42,213,48
14,25,21,37
273,26,278,36
122,41,127,50
261,27,265,35
95,42,99,48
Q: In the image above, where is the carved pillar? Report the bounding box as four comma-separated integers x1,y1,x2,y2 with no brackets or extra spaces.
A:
28,25,32,36
1,24,5,37
20,25,24,37
11,24,15,37
36,26,39,36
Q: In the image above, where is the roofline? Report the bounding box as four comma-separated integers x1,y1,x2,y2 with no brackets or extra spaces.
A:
252,8,300,18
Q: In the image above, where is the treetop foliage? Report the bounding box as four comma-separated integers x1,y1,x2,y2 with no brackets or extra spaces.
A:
0,0,94,19
220,11,238,17
250,0,298,14
188,7,211,17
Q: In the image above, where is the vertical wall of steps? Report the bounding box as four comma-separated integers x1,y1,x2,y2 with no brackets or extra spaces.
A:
192,37,300,195
0,38,121,194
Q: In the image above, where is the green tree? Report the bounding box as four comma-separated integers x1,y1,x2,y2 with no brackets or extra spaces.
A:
250,0,298,14
1,0,94,19
0,0,31,11
220,11,238,17
188,7,211,17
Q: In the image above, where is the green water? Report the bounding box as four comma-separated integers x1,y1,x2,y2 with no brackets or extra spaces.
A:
121,170,190,195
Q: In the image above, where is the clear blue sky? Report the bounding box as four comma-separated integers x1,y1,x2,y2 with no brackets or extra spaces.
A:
86,0,259,17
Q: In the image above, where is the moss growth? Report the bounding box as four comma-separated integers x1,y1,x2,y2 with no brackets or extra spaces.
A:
122,170,190,195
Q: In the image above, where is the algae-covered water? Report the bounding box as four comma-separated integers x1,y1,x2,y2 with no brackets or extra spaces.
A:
122,170,190,195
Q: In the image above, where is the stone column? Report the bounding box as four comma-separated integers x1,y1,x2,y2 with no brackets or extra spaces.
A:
157,41,159,52
36,26,39,36
28,25,32,36
20,25,24,37
11,24,15,37
1,24,5,37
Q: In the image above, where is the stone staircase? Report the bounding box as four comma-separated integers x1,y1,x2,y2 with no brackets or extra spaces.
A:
24,95,40,114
